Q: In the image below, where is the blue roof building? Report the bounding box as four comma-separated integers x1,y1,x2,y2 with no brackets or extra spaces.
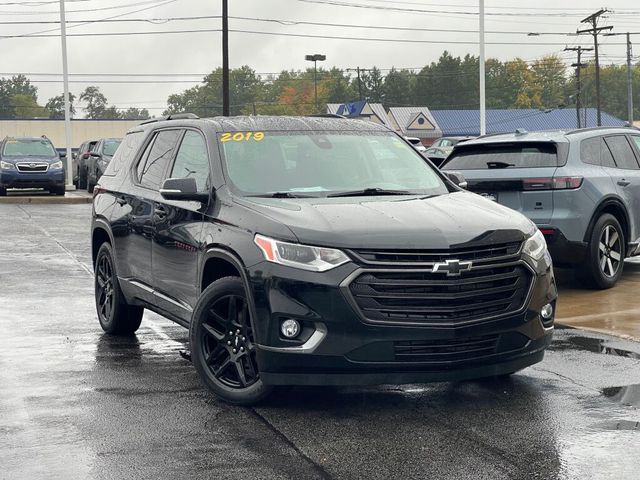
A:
430,108,627,137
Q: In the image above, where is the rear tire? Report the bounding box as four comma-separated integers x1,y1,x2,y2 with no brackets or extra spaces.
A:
77,166,87,190
52,186,65,196
579,213,625,289
87,176,95,194
94,242,143,335
190,276,273,406
0,187,6,197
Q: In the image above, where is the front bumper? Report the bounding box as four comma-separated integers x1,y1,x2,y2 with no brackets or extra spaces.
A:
247,257,557,386
0,169,65,190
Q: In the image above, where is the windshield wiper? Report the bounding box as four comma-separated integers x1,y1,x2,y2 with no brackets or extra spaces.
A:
248,191,317,198
327,187,413,198
486,161,515,169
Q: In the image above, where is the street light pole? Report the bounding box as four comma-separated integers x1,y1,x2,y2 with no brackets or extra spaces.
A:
627,32,633,125
479,0,486,136
222,0,229,116
59,0,73,191
305,54,326,113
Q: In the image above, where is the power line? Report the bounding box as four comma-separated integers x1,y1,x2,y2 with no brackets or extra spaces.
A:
0,0,173,15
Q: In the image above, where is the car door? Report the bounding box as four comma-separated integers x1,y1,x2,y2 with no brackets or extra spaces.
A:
603,134,640,243
152,129,210,321
118,129,183,300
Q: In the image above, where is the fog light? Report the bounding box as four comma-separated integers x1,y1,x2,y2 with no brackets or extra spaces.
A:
280,319,301,338
541,303,553,320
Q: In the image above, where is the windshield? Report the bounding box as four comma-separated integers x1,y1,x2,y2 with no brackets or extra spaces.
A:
102,139,121,156
219,131,448,197
2,138,56,157
444,143,558,170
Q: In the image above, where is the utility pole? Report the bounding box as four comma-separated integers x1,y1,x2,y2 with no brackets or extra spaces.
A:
222,0,230,116
565,46,592,128
606,32,635,125
578,9,612,126
628,32,634,125
346,67,374,101
59,0,73,191
479,0,486,135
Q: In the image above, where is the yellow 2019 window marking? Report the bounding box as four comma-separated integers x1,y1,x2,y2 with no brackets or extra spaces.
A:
220,132,265,143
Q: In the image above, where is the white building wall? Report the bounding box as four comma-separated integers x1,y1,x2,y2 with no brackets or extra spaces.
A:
0,119,142,149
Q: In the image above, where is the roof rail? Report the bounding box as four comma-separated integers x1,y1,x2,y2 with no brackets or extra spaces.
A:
139,112,199,125
309,113,346,119
566,125,636,135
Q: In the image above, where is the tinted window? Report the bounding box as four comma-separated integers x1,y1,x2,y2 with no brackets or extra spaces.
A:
604,136,639,170
220,131,447,196
138,130,182,190
2,138,56,157
104,132,144,176
444,143,558,170
630,135,640,153
102,139,121,157
580,137,601,165
170,130,210,191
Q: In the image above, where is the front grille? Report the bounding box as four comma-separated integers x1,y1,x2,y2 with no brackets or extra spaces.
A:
16,163,49,173
350,241,521,265
348,264,532,326
394,335,499,363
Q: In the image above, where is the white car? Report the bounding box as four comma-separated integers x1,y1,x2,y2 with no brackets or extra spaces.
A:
404,136,426,152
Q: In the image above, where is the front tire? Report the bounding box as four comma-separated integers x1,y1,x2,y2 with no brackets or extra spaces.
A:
78,166,87,190
579,213,625,289
94,242,143,334
190,276,272,406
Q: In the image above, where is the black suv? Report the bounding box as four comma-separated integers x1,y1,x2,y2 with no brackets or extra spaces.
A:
91,115,557,405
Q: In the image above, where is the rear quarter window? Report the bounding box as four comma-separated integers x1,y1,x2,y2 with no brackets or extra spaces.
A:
444,143,558,170
102,131,144,176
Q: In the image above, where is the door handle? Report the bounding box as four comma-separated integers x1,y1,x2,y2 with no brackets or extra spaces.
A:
617,180,631,187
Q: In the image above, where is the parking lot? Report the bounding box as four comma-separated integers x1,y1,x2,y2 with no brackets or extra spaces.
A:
0,202,638,480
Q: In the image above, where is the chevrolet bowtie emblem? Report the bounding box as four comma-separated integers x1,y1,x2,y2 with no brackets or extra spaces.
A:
432,259,473,276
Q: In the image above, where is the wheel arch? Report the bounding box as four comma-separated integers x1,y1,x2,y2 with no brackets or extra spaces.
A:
200,247,248,292
584,196,631,247
91,219,115,267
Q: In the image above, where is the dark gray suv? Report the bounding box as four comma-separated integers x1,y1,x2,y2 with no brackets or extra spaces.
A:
443,127,640,289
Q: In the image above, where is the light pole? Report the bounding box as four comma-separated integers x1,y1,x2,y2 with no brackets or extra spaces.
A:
479,0,486,136
59,0,73,191
605,32,634,125
305,54,326,113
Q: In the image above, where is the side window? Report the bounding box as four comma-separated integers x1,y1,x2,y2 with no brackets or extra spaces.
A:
138,130,182,190
630,135,640,154
170,130,210,191
136,135,155,181
601,139,616,168
104,131,144,176
580,137,601,165
604,135,639,170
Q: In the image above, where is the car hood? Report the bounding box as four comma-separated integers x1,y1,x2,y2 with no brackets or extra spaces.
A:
236,191,534,249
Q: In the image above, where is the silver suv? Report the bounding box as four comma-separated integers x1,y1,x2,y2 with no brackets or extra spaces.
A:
442,127,640,289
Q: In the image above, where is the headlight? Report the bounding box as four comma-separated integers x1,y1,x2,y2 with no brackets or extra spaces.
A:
523,229,547,261
49,161,63,170
254,234,349,272
0,160,15,170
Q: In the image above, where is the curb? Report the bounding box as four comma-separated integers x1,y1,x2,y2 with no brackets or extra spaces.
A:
0,195,92,205
555,322,640,343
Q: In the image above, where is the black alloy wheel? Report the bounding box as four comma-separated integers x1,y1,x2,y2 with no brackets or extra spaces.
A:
190,276,272,405
200,294,259,389
94,242,143,334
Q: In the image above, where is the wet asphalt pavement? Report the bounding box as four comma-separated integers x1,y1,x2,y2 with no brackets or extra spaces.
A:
1,203,639,480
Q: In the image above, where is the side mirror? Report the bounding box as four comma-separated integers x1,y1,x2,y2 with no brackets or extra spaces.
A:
160,177,210,202
443,171,468,189
59,151,67,158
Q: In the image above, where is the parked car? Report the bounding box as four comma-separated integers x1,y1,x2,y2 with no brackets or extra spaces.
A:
0,136,65,196
431,136,474,154
91,114,556,405
73,140,97,190
442,127,640,289
86,138,121,193
404,136,426,152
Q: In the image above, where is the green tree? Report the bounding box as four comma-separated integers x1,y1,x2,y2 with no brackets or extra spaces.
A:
79,86,108,119
382,68,416,107
531,55,566,109
0,75,41,118
45,93,76,119
120,107,150,120
10,94,48,118
361,67,384,103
